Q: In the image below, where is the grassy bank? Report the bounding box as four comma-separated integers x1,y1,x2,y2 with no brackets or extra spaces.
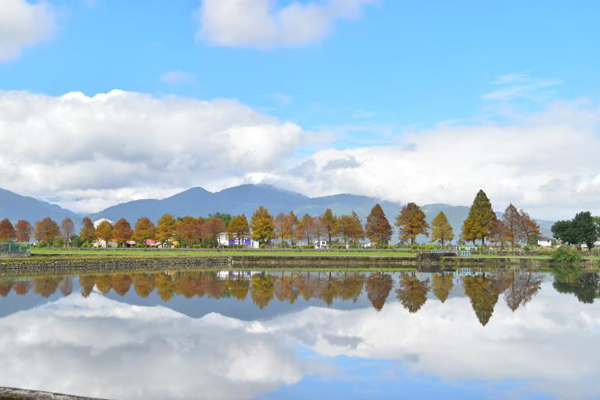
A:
29,248,416,257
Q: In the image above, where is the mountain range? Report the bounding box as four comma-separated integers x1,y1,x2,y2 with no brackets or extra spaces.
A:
0,184,554,240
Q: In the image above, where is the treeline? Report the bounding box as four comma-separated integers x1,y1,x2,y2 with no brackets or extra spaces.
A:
0,189,597,248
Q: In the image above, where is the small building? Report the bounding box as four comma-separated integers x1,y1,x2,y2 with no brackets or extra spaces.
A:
93,238,118,248
218,232,259,249
537,237,553,247
314,240,329,249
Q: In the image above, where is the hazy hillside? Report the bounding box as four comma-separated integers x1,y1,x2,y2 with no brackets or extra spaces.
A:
0,188,80,224
91,184,401,224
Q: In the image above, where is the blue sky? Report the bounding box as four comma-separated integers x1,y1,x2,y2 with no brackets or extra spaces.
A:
4,0,600,129
0,0,599,218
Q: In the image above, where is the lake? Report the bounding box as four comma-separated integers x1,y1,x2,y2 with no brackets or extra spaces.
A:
0,268,598,400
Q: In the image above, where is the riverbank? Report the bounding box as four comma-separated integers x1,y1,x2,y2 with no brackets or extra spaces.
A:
0,252,597,277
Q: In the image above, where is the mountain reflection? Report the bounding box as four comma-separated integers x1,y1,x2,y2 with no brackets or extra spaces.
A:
0,269,598,326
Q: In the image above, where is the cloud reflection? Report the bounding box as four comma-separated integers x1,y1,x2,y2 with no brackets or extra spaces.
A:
0,282,598,400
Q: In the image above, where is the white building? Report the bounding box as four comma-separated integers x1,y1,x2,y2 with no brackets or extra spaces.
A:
537,237,553,247
217,232,259,249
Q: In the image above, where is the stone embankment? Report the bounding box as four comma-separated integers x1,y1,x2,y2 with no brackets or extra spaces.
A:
0,387,106,400
0,253,597,277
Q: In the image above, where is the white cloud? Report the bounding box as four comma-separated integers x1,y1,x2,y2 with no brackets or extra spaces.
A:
0,0,57,62
160,70,198,85
197,0,377,49
256,100,600,220
482,73,562,101
1,88,599,219
0,90,303,212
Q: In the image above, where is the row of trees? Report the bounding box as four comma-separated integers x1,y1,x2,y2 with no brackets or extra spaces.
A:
1,189,595,248
0,217,74,245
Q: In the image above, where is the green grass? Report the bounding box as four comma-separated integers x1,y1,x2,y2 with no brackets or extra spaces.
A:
29,248,416,257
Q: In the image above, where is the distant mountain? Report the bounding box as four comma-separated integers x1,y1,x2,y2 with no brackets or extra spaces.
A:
0,188,80,224
90,184,402,225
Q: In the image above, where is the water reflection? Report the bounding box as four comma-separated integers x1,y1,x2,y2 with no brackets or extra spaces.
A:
0,269,599,399
0,270,598,326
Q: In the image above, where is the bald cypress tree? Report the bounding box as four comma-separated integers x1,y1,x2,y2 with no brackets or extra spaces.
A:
365,204,392,245
462,190,497,245
431,211,454,247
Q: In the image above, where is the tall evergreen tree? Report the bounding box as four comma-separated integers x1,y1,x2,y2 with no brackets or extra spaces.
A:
319,208,337,244
79,217,96,243
251,206,275,244
462,190,497,245
133,217,156,242
365,204,392,244
0,219,16,242
502,204,521,250
15,220,32,242
395,203,429,245
430,211,454,247
156,214,176,243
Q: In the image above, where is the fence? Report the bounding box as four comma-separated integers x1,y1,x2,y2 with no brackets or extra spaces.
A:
0,242,30,254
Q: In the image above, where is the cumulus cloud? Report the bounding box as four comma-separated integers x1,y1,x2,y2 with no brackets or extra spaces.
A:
197,0,377,48
0,90,303,212
257,100,600,219
0,0,57,62
0,88,599,219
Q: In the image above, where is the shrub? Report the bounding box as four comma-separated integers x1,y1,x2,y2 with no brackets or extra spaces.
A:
551,246,582,264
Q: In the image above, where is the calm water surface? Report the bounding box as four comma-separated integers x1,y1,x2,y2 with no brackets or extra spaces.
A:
0,268,598,400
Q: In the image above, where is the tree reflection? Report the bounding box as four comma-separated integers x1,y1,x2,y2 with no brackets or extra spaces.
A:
553,268,599,304
60,277,73,297
133,274,155,298
463,274,499,326
6,270,593,326
13,280,31,295
95,275,113,295
366,272,392,311
227,274,250,301
112,274,133,296
79,275,96,297
0,280,12,297
432,273,453,303
33,277,61,298
504,272,543,311
396,273,430,313
251,273,275,309
155,273,177,302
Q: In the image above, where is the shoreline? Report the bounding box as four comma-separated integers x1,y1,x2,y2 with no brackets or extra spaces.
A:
0,253,597,277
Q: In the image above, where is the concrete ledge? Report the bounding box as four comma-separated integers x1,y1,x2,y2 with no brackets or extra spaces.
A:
0,387,106,399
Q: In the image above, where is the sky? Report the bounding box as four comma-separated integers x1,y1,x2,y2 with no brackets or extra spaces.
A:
0,0,599,219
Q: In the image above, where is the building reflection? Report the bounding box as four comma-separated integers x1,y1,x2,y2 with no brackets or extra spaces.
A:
0,269,597,326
